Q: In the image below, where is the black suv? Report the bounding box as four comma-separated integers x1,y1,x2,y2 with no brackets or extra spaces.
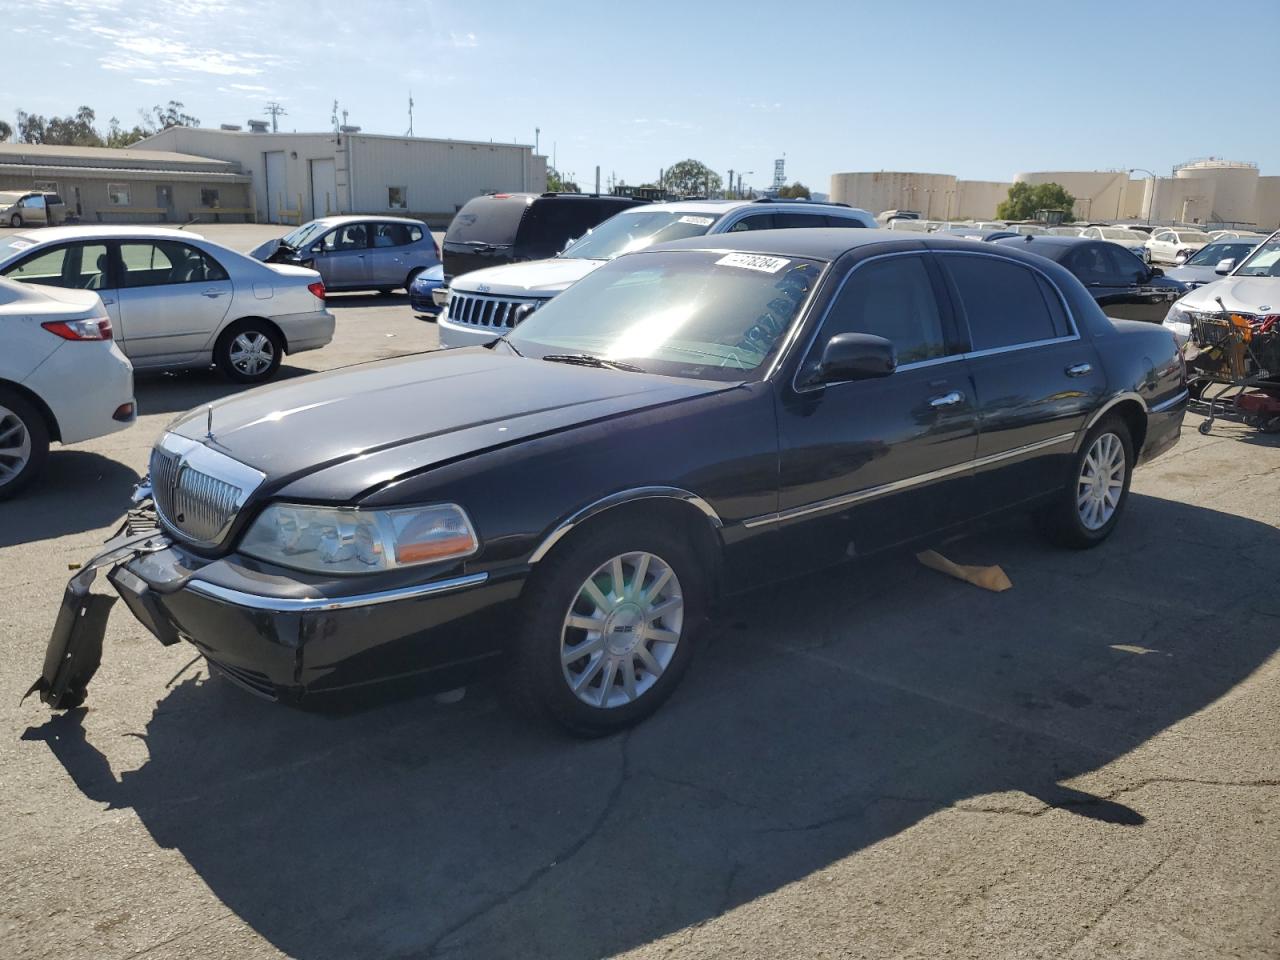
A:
442,192,647,281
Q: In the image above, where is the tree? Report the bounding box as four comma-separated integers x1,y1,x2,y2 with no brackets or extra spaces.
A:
545,166,579,193
17,106,103,146
663,159,721,198
996,181,1076,221
0,120,10,142
105,116,151,148
777,182,811,199
149,101,199,131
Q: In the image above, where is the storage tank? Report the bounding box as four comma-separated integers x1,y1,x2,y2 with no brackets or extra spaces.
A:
954,180,1011,220
830,171,957,218
1174,159,1259,224
1014,171,1131,221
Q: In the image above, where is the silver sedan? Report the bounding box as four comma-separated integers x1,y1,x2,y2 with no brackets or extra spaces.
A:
249,216,441,293
0,226,334,383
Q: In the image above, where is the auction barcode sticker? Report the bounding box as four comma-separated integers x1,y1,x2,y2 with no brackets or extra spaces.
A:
679,215,715,226
7,239,33,251
715,253,790,273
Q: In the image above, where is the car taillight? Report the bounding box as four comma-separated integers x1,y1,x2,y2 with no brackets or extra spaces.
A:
307,281,326,300
41,316,112,341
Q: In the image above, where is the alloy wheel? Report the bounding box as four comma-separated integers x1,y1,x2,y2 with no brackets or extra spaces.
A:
0,403,32,487
560,551,684,709
229,332,274,377
1077,431,1125,531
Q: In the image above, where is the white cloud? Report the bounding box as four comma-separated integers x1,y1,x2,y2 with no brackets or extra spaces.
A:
449,31,478,48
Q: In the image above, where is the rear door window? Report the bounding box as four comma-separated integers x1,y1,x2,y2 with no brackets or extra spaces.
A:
372,222,412,247
727,214,776,232
941,255,1065,350
772,212,829,229
824,215,866,228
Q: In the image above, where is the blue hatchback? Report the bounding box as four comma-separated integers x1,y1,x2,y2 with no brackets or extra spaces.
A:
409,263,445,318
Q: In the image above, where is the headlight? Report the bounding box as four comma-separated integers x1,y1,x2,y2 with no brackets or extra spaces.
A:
240,502,479,575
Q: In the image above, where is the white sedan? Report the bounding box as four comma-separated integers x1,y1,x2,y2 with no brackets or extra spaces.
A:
1144,228,1212,265
0,226,335,384
0,278,135,498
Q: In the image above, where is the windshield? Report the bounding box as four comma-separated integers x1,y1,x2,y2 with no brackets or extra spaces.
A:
1185,241,1259,267
1175,232,1210,244
1234,236,1280,277
506,250,822,382
280,221,330,250
0,235,38,260
560,210,722,260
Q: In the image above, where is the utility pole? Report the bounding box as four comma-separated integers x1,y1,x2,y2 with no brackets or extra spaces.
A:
264,101,287,133
595,166,601,195
535,127,540,155
407,92,414,137
728,169,734,200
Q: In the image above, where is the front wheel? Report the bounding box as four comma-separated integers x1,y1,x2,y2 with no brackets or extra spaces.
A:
506,518,706,737
9,214,22,228
1037,416,1134,549
0,389,50,500
215,322,283,384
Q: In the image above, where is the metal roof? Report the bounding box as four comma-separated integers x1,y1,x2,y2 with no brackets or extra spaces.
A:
0,142,237,172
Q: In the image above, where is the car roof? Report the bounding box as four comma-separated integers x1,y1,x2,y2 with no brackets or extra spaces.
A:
310,214,426,227
650,227,1072,262
639,199,870,217
9,225,207,242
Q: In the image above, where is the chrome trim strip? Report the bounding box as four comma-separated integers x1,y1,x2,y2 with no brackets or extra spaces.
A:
1150,388,1190,414
529,486,723,564
185,572,490,613
742,432,1077,528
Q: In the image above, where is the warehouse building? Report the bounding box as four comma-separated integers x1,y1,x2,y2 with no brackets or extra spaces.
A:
132,126,547,226
0,142,252,223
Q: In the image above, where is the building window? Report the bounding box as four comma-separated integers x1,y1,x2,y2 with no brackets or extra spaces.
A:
200,188,221,208
107,183,131,206
34,180,58,193
388,186,407,210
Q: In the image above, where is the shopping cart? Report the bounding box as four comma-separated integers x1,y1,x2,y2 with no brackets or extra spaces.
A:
1185,306,1280,434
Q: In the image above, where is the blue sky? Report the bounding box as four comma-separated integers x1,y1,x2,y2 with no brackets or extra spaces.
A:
7,0,1278,193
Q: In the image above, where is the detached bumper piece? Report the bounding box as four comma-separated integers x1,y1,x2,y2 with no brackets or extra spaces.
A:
25,507,171,710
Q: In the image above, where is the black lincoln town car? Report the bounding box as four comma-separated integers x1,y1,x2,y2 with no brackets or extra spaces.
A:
31,229,1188,736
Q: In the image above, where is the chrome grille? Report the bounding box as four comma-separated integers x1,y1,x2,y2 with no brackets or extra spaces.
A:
148,434,265,548
446,291,543,329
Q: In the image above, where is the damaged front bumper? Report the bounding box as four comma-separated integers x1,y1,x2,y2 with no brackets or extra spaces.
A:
28,501,523,710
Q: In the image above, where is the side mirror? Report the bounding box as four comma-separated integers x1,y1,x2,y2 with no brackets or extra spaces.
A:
1148,266,1164,278
1215,258,1235,275
814,333,896,384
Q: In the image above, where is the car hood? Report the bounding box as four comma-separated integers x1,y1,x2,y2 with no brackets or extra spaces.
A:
447,257,604,296
1164,264,1219,286
167,348,735,501
1176,275,1280,312
248,238,282,261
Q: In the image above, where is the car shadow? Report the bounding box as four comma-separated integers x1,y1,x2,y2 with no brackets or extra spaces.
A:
23,494,1280,959
132,365,314,416
0,451,139,548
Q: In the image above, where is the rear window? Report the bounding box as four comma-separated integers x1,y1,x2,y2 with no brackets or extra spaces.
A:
445,195,532,246
516,199,642,258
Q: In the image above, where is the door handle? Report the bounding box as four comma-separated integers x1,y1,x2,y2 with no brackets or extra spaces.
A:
101,297,115,305
1065,362,1093,377
929,391,964,408
201,289,225,298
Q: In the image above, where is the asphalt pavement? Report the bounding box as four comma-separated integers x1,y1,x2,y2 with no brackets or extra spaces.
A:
1,224,1278,960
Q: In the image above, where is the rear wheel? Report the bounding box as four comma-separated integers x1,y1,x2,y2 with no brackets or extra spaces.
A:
506,518,706,737
0,389,50,500
1037,416,1134,549
214,321,283,384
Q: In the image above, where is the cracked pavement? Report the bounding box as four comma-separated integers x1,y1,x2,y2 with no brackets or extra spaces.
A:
2,225,1278,959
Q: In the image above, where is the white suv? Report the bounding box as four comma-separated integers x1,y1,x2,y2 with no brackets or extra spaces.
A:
436,199,875,347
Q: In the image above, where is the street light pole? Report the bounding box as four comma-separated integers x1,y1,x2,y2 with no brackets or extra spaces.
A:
1130,168,1156,225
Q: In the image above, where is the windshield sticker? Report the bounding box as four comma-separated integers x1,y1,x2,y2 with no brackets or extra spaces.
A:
715,253,790,274
7,239,33,251
679,215,715,226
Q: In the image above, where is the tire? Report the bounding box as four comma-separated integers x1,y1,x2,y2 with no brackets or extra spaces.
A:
0,388,50,501
404,268,424,291
1037,416,1134,549
377,287,394,296
214,321,283,384
9,214,22,228
505,517,707,737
